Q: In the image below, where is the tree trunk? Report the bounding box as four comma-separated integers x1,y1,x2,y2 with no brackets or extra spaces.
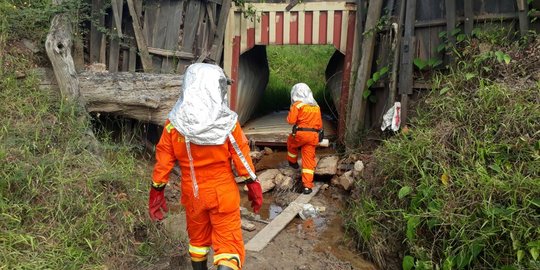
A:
45,7,81,103
78,72,183,125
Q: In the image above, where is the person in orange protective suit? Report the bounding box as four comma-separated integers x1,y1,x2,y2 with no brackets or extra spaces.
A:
286,83,323,194
148,63,263,270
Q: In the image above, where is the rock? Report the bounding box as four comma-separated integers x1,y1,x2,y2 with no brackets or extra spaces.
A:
338,171,354,191
321,184,329,190
249,151,263,161
337,160,354,174
330,175,340,186
315,156,339,175
244,169,279,193
279,167,300,179
263,147,273,155
274,173,294,190
353,160,364,178
22,39,39,53
241,219,256,231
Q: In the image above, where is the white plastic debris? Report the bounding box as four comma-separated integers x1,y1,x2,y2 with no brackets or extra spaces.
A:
298,203,319,220
381,102,402,132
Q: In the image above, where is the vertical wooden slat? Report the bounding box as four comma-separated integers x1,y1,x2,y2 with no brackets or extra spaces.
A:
256,11,263,44
269,11,276,44
517,0,529,37
312,11,320,44
290,12,299,44
340,10,349,52
241,14,248,52
333,11,342,49
398,0,418,128
121,50,129,71
327,10,334,45
162,0,184,73
298,11,305,44
304,11,313,44
445,0,456,45
346,0,384,144
284,12,291,44
338,11,356,143
108,0,123,72
90,0,103,63
464,0,474,35
276,12,284,45
209,0,232,64
127,0,153,72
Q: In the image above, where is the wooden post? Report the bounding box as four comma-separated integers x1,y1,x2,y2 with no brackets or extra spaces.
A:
517,0,530,37
90,0,103,63
161,0,184,73
398,0,417,127
127,0,154,72
108,0,123,72
464,0,473,35
209,0,232,64
45,0,80,102
387,0,406,115
445,0,456,54
345,0,384,145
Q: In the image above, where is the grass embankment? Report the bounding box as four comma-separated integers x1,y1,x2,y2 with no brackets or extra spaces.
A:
347,37,540,269
257,45,336,115
0,1,176,268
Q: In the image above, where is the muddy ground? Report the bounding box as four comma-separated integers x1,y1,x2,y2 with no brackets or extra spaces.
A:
151,150,377,270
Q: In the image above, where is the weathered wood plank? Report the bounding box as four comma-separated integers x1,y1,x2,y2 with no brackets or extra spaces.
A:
127,0,154,72
90,0,103,63
517,0,529,37
398,0,416,96
445,0,456,45
121,50,129,71
209,0,232,63
464,0,474,35
387,0,406,112
345,0,384,145
108,0,123,72
150,0,170,72
148,47,195,59
182,0,203,53
244,183,321,252
161,1,184,73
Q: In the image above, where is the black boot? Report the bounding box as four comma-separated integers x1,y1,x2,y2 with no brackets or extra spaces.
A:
191,260,208,270
288,161,299,169
216,265,235,270
303,187,312,194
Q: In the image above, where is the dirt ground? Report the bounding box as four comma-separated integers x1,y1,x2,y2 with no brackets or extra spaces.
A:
151,151,377,270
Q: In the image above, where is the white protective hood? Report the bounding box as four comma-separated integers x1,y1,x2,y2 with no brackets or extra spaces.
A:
168,63,237,145
290,83,318,105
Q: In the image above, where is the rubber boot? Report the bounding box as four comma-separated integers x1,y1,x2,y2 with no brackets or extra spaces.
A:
288,161,299,169
191,260,208,270
216,265,235,270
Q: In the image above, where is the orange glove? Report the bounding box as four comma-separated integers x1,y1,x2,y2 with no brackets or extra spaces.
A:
246,180,263,214
148,183,168,221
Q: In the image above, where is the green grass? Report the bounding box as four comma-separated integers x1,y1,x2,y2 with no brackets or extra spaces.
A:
0,2,178,268
256,45,336,115
347,36,540,269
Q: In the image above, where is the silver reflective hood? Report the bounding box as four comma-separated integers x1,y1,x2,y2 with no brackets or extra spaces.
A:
290,83,318,105
168,63,238,145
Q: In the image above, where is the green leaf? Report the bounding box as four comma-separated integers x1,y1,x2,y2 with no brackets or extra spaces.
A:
402,255,415,270
457,34,466,42
439,86,450,95
406,216,421,241
373,71,381,82
367,78,375,88
503,54,511,64
451,28,461,36
442,256,454,270
438,31,447,38
517,250,525,262
363,89,371,99
501,266,518,270
465,73,476,81
437,43,446,53
414,58,427,70
379,66,389,76
398,186,413,199
530,247,539,261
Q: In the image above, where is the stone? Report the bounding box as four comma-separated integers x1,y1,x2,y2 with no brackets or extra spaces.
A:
279,167,300,179
249,150,263,161
353,160,365,178
315,156,339,175
338,171,354,191
330,175,340,186
321,184,329,190
22,39,40,53
241,219,256,231
244,169,279,193
274,173,294,190
263,147,273,155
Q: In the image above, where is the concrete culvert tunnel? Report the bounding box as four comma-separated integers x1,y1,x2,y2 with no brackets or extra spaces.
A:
237,45,344,146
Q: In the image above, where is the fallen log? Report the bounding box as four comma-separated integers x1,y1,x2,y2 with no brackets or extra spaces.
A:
78,71,183,125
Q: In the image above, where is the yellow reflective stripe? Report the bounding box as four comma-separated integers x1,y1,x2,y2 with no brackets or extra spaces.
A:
296,102,306,109
302,169,314,175
191,256,207,262
152,182,166,188
213,253,241,267
287,152,297,158
218,260,239,270
189,244,210,256
165,123,174,133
